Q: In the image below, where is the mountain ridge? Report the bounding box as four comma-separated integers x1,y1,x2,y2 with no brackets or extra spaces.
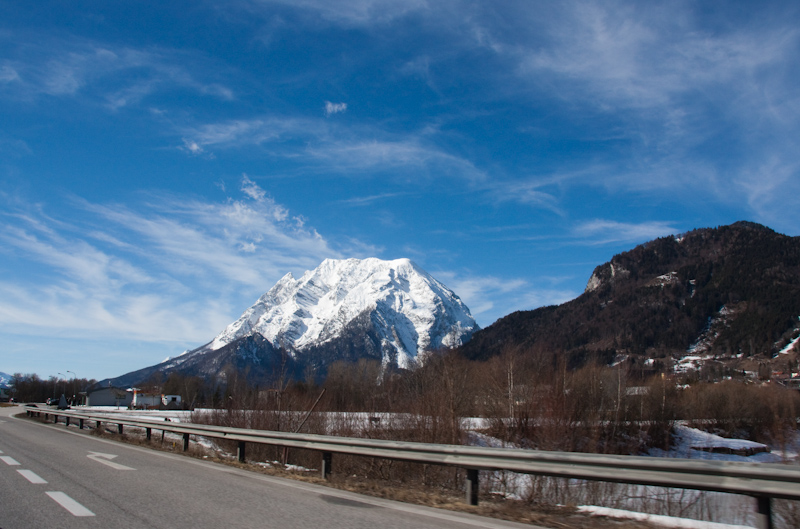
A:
458,221,800,377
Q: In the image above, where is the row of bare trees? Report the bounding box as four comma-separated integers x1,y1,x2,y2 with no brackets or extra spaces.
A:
194,349,800,456
6,373,96,403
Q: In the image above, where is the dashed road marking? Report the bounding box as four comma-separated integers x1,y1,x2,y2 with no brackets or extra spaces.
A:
46,491,95,517
1,455,20,466
18,469,47,484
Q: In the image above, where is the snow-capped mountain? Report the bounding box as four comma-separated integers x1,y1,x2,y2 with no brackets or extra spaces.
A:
104,258,478,387
206,257,477,369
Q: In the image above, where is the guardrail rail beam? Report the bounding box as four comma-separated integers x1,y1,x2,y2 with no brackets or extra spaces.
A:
24,404,800,527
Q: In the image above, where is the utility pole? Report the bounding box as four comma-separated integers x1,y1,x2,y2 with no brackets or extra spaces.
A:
67,370,76,405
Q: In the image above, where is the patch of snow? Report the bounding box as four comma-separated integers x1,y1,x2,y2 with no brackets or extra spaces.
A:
675,355,710,374
779,320,800,354
577,506,753,529
612,354,629,367
284,464,315,472
648,425,778,462
679,305,744,371
649,271,680,288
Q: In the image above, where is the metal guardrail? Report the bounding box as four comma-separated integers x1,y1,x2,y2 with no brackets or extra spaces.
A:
25,405,797,528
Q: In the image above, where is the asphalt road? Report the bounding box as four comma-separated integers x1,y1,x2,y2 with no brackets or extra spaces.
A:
0,405,537,529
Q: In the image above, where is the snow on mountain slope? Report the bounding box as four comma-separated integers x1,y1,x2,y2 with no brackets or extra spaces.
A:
206,258,478,369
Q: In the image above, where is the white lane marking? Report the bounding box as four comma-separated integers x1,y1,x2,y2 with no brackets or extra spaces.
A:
1,455,20,465
18,469,48,484
46,491,95,517
87,451,135,470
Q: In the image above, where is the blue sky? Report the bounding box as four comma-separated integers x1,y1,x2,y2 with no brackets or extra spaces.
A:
2,1,799,381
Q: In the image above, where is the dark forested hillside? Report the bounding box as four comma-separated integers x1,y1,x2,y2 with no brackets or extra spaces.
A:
458,222,800,375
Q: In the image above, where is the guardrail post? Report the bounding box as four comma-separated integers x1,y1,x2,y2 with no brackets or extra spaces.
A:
79,418,84,430
65,417,70,427
754,496,773,529
465,468,479,506
146,428,151,441
53,414,58,424
238,441,246,462
118,424,123,434
321,452,332,480
183,433,190,451
96,420,102,430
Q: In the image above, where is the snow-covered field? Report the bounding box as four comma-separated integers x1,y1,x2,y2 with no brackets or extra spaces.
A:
75,406,800,528
472,424,800,528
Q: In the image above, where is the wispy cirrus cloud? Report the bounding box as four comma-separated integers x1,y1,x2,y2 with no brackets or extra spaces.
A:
303,137,486,181
179,117,313,149
0,64,20,83
0,177,369,347
488,179,564,215
337,192,408,206
180,116,488,182
572,219,679,246
244,0,429,27
434,269,578,326
0,33,234,108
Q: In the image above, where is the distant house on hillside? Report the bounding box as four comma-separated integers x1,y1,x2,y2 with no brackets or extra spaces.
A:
86,386,132,407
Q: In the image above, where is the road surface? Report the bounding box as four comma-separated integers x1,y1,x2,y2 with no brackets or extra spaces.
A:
0,405,538,529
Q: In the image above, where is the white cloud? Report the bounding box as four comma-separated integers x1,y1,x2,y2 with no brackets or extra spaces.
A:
240,174,267,201
324,101,347,116
572,219,679,245
489,180,564,215
181,117,310,149
0,64,20,83
434,269,578,327
181,116,488,182
181,138,204,155
248,0,429,27
304,137,487,182
734,158,800,232
506,3,799,115
0,34,235,107
337,192,406,206
0,179,366,348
